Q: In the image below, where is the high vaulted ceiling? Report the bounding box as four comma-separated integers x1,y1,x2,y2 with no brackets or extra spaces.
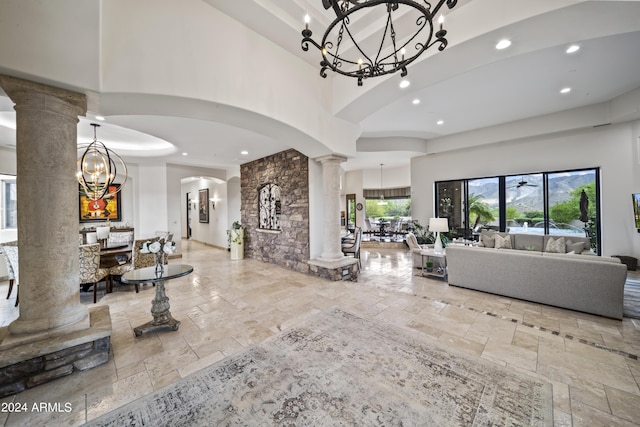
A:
1,0,640,175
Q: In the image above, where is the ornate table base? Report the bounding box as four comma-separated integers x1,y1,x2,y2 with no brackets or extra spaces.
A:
133,280,180,337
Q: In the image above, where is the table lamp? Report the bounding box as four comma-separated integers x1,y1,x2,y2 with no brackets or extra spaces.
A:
429,217,449,254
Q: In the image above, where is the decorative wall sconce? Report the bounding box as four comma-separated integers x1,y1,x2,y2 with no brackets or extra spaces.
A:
210,197,220,210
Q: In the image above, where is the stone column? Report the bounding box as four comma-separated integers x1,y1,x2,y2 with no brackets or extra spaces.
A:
316,154,348,261
0,75,89,337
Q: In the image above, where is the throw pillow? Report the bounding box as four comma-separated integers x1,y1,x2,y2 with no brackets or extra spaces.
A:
565,239,585,254
545,236,566,253
480,232,496,248
494,233,512,249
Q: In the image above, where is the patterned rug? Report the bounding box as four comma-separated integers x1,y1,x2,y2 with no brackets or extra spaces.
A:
86,308,553,426
624,274,640,319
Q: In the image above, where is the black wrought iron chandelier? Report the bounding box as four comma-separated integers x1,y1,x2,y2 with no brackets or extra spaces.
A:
301,0,458,86
77,123,128,201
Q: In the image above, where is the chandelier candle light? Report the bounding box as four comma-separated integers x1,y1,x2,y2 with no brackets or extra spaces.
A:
301,0,458,86
77,123,128,201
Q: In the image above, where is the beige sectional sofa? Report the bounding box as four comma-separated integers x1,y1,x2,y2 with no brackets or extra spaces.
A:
446,232,627,319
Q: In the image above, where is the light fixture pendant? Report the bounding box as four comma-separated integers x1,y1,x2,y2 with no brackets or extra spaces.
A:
301,0,458,86
378,163,388,205
77,123,128,201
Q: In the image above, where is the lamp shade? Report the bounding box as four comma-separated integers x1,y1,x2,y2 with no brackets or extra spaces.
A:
429,218,449,233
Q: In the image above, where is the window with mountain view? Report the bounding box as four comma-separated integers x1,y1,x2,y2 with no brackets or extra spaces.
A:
435,168,599,253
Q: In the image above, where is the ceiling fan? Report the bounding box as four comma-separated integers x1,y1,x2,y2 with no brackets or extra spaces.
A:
514,177,538,188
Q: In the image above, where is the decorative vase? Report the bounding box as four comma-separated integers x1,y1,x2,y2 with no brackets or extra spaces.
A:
154,252,164,275
230,228,244,260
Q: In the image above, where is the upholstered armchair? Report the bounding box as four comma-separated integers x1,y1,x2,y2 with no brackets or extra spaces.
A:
1,242,19,306
342,227,362,270
406,232,431,268
79,243,110,304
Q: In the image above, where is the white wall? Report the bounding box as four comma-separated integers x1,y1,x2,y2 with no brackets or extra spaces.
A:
135,164,168,239
169,163,228,252
309,158,323,259
227,176,241,228
362,165,410,189
181,177,228,249
343,170,364,228
411,120,640,257
0,148,17,244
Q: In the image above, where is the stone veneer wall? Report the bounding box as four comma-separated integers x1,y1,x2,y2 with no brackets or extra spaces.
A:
241,149,310,273
0,337,110,397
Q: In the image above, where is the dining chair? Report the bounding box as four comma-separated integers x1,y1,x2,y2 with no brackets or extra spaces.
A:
107,231,133,245
79,243,110,304
128,237,163,293
342,227,362,270
1,242,19,306
96,226,110,241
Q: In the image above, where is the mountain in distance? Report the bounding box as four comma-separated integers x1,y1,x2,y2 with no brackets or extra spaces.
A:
467,173,594,212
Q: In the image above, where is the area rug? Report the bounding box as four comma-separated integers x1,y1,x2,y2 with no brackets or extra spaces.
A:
624,276,640,319
86,308,553,426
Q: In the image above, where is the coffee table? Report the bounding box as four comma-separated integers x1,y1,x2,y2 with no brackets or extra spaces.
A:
121,264,193,337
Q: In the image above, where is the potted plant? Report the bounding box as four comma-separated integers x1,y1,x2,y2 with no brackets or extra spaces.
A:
227,220,244,260
425,261,434,272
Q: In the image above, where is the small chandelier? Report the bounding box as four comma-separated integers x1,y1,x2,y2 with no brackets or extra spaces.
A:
77,123,127,201
301,0,458,86
378,163,388,205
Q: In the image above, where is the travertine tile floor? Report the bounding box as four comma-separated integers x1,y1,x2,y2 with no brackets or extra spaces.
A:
1,240,640,426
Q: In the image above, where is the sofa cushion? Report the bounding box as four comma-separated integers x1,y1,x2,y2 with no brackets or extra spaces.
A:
514,234,544,252
480,231,496,248
545,236,566,253
565,239,585,254
494,233,512,249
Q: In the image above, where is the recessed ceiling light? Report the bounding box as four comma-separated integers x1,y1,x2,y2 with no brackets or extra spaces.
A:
412,99,420,105
240,150,249,155
437,120,444,125
182,152,188,156
495,39,511,50
399,80,410,89
95,115,105,121
560,87,571,94
566,44,580,54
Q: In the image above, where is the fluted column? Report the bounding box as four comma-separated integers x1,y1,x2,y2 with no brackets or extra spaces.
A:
0,75,89,335
316,154,348,261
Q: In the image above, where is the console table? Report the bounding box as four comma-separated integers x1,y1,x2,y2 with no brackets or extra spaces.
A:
121,264,193,337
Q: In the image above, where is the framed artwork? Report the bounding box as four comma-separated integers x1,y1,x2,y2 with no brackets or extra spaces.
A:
199,188,209,223
79,184,122,223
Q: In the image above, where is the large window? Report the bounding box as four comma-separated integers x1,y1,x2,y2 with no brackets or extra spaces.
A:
1,175,16,230
435,168,600,253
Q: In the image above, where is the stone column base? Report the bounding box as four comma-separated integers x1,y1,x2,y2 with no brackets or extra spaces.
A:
0,306,112,398
308,257,360,281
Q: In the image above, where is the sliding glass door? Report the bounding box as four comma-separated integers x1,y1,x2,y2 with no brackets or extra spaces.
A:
435,168,600,253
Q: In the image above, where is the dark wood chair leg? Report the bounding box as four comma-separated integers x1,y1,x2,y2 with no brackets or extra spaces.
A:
15,286,18,307
6,279,13,299
93,282,97,304
135,283,139,293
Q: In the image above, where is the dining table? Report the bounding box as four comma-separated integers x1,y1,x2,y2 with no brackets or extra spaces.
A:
121,264,194,337
99,242,133,269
